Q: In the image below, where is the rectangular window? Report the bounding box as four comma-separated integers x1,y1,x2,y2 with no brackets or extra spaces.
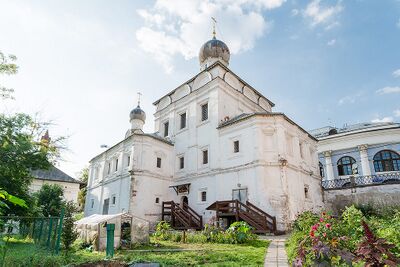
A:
112,195,116,205
107,162,111,174
179,156,185,169
155,197,160,204
202,150,208,164
201,191,207,202
127,156,130,167
157,157,162,168
234,140,240,153
164,121,169,137
201,103,208,121
180,112,186,129
304,185,309,199
115,159,118,171
90,199,94,209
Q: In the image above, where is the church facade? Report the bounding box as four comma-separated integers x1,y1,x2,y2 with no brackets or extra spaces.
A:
84,36,323,231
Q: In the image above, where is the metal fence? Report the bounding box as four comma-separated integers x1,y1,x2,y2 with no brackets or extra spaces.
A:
0,209,64,254
321,172,400,190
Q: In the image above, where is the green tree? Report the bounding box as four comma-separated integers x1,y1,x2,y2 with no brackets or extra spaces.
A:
0,113,63,215
61,201,78,252
35,184,64,217
77,167,88,211
0,51,18,100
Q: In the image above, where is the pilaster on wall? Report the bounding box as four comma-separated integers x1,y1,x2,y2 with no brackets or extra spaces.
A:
323,151,335,180
358,144,371,176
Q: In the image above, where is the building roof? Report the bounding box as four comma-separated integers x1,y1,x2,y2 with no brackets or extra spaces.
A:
89,132,173,163
310,122,400,139
31,166,81,184
152,61,275,108
217,112,317,141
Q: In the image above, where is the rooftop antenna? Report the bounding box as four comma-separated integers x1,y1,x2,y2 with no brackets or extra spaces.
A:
211,17,217,38
137,92,142,107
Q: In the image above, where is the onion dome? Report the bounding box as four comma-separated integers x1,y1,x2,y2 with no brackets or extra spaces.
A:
199,37,230,66
129,105,146,122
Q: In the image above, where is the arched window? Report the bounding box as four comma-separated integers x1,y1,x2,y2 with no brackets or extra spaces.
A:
337,156,356,176
319,162,324,178
373,150,400,172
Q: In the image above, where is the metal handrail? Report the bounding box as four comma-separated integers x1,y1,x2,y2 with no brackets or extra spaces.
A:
321,172,400,190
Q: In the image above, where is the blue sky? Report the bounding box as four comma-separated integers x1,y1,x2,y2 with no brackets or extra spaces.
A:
1,0,399,176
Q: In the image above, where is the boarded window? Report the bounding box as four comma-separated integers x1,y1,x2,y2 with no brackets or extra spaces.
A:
157,157,162,168
234,140,240,153
201,103,208,121
202,150,208,164
180,113,186,129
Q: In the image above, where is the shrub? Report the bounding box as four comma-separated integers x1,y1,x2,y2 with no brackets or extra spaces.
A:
339,205,364,251
292,211,319,232
226,221,257,244
354,221,399,267
62,201,78,252
154,221,171,241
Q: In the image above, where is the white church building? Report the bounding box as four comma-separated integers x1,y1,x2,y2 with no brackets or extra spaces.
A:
84,34,323,232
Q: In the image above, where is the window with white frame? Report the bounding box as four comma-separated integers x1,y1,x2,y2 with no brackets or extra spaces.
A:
202,149,208,164
157,157,162,168
180,112,186,129
201,103,208,121
111,194,116,206
163,121,169,137
90,199,94,209
115,158,118,172
179,156,184,169
198,189,207,202
127,155,130,167
233,140,240,153
107,162,111,174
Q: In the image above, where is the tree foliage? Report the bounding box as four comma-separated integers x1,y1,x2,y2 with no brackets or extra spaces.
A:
77,167,88,211
0,51,18,100
61,201,78,252
0,113,62,215
35,184,64,217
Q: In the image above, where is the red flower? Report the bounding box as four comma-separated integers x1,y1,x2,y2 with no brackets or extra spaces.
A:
325,223,331,229
310,231,315,237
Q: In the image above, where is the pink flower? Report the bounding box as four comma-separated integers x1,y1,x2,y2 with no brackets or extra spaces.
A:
311,224,319,231
325,223,331,229
320,218,324,222
323,233,327,237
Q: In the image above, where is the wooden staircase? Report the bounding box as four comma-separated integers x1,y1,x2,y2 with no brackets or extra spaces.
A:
161,201,203,230
212,200,276,234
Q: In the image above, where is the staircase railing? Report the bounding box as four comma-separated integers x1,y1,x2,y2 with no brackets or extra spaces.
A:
214,200,276,233
162,201,202,230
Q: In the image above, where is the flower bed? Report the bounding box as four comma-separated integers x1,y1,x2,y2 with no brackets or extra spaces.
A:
286,206,400,266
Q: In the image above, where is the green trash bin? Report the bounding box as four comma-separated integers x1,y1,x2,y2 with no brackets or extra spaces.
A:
106,223,115,258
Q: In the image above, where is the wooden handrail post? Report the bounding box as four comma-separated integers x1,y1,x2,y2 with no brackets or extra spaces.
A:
235,200,239,221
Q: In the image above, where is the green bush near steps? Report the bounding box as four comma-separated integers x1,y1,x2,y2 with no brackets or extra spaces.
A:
153,221,258,244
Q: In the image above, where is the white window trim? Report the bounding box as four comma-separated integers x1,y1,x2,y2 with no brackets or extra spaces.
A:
198,98,210,126
176,109,189,133
198,188,207,204
162,119,170,137
111,194,116,206
199,145,210,169
177,153,185,171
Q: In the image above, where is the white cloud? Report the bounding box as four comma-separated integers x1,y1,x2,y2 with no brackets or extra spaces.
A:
338,92,362,105
303,0,343,27
135,0,284,72
394,109,400,117
327,39,336,46
371,117,394,123
392,69,400,78
376,86,400,94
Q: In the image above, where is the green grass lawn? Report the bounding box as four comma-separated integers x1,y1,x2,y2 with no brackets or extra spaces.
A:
3,237,270,267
